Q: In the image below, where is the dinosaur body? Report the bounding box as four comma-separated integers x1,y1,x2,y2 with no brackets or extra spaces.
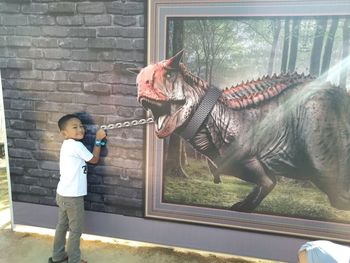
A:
134,51,350,212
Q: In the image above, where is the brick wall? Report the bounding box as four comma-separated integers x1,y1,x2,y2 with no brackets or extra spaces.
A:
0,0,146,217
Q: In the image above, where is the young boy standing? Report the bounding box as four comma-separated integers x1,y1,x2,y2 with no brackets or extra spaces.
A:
49,114,107,263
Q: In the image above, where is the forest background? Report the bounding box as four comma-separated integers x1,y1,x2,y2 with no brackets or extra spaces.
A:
162,16,350,223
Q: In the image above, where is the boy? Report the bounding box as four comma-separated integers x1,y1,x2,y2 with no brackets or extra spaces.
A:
49,114,107,263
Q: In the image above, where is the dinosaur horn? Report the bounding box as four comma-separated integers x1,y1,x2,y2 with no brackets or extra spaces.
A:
127,68,141,75
166,50,184,68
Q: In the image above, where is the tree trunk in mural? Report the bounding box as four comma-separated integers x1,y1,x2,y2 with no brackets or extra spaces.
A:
165,19,188,178
268,19,281,75
165,134,188,178
166,18,184,57
173,19,184,56
310,18,327,76
340,18,350,90
199,20,216,86
321,17,339,76
197,20,210,83
287,18,301,72
281,18,290,73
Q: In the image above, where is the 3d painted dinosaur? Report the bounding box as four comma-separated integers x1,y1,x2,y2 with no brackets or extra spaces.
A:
131,50,350,212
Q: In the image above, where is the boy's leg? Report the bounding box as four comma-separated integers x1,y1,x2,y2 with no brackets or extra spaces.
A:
52,194,69,261
65,196,85,263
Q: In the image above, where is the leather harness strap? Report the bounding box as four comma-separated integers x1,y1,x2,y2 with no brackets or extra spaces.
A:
180,86,222,142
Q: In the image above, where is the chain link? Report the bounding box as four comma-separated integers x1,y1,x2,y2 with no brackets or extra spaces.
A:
100,117,154,130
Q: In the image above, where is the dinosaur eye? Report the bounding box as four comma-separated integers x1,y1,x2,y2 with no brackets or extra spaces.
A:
166,73,172,79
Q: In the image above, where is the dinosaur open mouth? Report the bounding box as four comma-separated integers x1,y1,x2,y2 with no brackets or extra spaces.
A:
139,97,185,137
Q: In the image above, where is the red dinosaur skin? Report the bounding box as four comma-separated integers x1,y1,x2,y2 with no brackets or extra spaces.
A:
137,62,168,102
132,50,350,212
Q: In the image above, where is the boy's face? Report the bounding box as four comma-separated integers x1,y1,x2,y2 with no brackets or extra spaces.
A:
61,118,85,140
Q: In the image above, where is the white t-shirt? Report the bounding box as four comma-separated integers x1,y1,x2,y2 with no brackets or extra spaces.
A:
57,139,93,197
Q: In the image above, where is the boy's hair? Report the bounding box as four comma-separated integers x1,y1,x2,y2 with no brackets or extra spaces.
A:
58,114,80,131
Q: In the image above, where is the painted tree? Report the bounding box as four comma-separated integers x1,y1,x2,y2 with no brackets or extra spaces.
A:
166,18,184,58
287,18,301,72
280,18,290,73
184,19,235,86
310,18,327,76
165,18,188,178
340,18,350,90
268,19,281,75
321,17,339,77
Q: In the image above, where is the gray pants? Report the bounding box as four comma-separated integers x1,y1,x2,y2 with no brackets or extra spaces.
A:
52,194,85,263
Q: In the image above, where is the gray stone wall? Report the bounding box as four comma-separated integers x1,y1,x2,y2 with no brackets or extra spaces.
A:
0,0,146,217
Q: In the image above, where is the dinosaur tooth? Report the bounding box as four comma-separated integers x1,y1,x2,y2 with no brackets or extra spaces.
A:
158,115,167,129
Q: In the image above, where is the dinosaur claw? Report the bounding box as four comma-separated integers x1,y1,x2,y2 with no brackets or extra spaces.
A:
230,201,254,213
213,177,221,184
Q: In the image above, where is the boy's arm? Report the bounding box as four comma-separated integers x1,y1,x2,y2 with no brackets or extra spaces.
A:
88,144,102,164
88,128,106,164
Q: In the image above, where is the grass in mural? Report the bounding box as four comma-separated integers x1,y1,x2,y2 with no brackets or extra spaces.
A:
163,158,350,223
0,167,9,211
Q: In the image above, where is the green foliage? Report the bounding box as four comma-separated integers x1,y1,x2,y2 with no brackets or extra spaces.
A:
176,16,347,88
164,158,350,222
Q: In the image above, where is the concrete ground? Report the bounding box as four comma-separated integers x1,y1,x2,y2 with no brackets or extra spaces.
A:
0,157,278,263
0,208,278,263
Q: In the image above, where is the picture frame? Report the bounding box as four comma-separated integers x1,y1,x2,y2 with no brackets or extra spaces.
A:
145,0,350,241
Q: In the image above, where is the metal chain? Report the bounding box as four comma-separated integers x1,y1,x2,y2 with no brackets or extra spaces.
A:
100,117,154,130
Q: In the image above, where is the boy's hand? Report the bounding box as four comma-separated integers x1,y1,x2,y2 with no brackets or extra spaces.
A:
95,128,107,140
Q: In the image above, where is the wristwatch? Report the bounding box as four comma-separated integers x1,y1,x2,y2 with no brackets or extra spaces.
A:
95,139,106,147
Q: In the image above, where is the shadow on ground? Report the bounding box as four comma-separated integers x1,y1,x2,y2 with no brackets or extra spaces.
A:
0,227,277,263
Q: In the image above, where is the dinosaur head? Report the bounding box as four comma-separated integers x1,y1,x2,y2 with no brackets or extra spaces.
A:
132,50,194,138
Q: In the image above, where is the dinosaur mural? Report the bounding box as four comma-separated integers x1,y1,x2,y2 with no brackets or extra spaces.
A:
132,50,350,212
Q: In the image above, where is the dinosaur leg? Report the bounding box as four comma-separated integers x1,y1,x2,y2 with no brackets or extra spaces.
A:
302,92,350,210
230,158,276,212
330,191,350,210
207,159,221,184
326,124,350,210
312,175,350,210
303,141,350,210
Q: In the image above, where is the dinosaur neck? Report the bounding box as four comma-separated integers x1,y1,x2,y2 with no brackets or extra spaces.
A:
179,63,208,97
189,102,233,162
180,86,222,142
210,102,237,145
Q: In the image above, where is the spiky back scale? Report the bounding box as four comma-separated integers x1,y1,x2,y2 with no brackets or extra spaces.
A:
221,72,314,110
